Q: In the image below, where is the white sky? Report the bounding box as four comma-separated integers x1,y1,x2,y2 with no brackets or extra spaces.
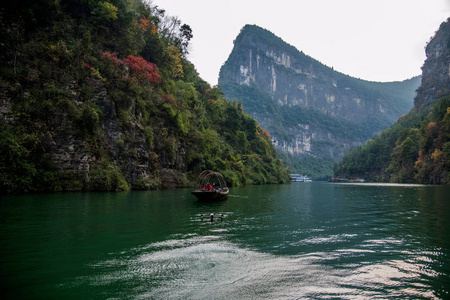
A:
150,0,449,85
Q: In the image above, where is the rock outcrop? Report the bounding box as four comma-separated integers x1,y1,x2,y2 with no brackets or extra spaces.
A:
414,20,450,107
333,18,450,184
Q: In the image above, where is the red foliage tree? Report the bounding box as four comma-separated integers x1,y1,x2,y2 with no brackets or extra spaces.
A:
123,55,161,83
101,52,161,84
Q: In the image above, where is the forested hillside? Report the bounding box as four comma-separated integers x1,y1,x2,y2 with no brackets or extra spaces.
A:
334,19,450,184
0,0,289,193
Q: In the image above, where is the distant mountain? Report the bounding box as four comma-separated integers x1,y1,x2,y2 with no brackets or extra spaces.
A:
219,24,420,179
334,18,450,184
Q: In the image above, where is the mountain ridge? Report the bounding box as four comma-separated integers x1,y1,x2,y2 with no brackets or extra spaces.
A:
219,24,420,179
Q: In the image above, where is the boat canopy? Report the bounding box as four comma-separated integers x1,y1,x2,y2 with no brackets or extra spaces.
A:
196,170,227,188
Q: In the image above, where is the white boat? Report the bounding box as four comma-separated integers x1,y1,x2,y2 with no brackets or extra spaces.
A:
290,174,312,182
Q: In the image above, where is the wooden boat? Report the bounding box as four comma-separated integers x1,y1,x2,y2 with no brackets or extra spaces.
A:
191,170,229,200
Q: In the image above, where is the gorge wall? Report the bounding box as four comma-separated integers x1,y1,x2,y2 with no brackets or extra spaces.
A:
334,18,450,184
0,2,289,194
414,20,450,108
219,25,421,178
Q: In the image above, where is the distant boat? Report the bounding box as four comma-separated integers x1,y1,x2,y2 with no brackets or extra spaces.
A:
328,177,365,183
290,174,312,182
191,170,229,201
328,177,349,182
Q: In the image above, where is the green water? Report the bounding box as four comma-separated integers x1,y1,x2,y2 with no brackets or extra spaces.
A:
1,183,449,299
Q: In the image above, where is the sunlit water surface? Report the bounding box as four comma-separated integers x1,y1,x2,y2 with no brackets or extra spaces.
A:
1,183,449,299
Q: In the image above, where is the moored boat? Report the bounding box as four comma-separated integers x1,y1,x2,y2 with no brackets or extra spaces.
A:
191,170,229,200
290,174,312,182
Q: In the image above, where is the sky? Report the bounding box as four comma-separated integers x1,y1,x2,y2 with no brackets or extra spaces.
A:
150,0,449,86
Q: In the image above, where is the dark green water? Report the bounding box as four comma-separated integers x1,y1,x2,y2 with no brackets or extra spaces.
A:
1,183,450,299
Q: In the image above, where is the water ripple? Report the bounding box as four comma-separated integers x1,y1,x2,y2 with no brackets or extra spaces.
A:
78,233,441,299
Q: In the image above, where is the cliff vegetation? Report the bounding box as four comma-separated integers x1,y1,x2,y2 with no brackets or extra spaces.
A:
334,19,450,184
0,0,289,194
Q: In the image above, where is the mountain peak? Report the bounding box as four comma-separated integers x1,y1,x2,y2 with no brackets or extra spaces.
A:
414,18,450,108
219,24,420,179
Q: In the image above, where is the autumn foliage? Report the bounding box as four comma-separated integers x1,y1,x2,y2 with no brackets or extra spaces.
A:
135,17,157,34
0,0,289,193
101,51,160,83
123,55,161,83
335,96,450,184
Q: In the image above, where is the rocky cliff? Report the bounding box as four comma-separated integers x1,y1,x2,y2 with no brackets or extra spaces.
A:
219,25,420,178
414,20,450,107
334,18,450,184
0,1,289,193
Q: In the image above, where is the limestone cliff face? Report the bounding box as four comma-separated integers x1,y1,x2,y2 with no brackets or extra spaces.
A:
222,34,390,123
414,19,450,108
0,78,188,191
334,18,450,184
219,25,420,174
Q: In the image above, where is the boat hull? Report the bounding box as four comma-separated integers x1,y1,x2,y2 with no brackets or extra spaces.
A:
191,189,229,201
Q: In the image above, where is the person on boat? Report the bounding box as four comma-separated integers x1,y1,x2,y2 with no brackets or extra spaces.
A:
210,213,214,222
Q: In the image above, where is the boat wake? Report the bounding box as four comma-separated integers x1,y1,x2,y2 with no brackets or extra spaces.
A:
75,234,438,299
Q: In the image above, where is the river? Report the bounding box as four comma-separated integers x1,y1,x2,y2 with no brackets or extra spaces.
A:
1,182,449,299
